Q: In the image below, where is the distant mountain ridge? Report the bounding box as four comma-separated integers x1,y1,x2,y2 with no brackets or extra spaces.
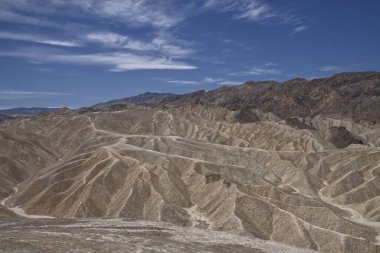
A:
89,71,380,124
0,107,59,116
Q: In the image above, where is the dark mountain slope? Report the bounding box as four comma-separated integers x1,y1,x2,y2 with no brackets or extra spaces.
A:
109,71,380,123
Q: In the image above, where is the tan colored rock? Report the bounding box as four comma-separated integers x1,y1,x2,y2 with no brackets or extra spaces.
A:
0,104,379,253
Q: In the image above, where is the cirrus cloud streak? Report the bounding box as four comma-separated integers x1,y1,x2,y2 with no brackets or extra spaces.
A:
0,48,197,71
0,90,73,99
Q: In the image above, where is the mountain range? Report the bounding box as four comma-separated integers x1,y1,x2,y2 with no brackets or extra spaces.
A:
90,71,380,124
0,107,59,116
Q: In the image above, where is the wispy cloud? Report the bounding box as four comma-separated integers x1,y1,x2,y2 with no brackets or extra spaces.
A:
320,65,339,72
0,0,183,29
0,90,73,99
0,47,197,71
203,77,242,85
168,77,242,86
247,67,282,76
218,80,242,85
85,32,130,47
203,0,308,33
204,0,274,22
203,77,224,83
90,0,182,28
0,30,194,60
0,31,82,47
151,35,195,58
85,32,194,58
168,80,199,86
0,9,59,28
293,25,309,34
0,0,199,76
229,63,282,76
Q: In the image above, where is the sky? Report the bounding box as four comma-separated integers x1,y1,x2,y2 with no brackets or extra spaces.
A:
0,0,379,109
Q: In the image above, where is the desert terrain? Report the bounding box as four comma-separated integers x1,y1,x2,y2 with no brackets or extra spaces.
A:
1,73,380,253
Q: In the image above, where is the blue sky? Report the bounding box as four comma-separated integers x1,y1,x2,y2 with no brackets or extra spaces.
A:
0,0,379,109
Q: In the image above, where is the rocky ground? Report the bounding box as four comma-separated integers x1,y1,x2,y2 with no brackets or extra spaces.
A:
0,219,316,253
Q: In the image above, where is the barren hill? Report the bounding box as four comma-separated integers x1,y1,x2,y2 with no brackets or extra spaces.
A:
1,98,380,252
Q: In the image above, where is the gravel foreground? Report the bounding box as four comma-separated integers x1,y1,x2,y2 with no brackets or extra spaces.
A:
0,218,317,253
